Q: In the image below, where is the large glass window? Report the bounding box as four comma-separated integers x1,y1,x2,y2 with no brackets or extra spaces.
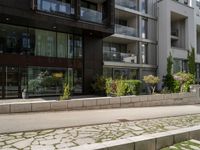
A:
74,36,83,58
5,67,19,98
35,29,57,57
0,24,34,55
57,33,68,58
74,69,83,93
81,0,97,10
0,23,83,59
28,67,68,96
141,18,148,39
173,59,188,73
37,0,75,15
68,34,74,59
103,67,138,80
103,42,138,64
141,0,147,13
141,43,148,64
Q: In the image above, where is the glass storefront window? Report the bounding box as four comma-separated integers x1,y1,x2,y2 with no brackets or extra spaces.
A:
68,34,74,59
74,36,83,58
0,23,83,59
28,67,68,96
73,69,83,93
57,33,68,58
35,29,57,57
103,67,138,80
0,24,34,55
103,67,112,78
5,67,19,98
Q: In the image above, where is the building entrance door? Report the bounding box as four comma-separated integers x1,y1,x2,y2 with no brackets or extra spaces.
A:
5,67,20,98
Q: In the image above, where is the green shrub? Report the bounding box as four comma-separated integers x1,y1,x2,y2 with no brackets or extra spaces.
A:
105,78,116,96
105,79,141,96
91,76,106,96
173,72,195,92
60,83,71,100
163,74,180,93
116,80,127,96
125,80,141,95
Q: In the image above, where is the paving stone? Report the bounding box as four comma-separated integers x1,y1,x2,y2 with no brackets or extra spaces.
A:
13,138,34,149
1,114,200,149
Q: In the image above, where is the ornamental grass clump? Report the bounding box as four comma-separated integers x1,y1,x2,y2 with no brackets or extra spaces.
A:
143,75,160,94
60,83,71,100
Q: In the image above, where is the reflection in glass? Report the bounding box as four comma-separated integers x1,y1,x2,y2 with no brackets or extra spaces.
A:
5,67,19,98
68,34,74,58
74,36,82,58
35,29,56,57
37,0,75,15
74,69,82,93
141,43,147,64
112,68,138,80
141,0,147,13
28,67,68,96
57,33,68,58
141,18,147,39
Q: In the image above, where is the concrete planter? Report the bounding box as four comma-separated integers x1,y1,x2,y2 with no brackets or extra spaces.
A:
0,88,200,114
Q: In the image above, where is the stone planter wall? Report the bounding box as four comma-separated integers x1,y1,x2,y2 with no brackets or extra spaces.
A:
69,125,200,150
0,91,199,114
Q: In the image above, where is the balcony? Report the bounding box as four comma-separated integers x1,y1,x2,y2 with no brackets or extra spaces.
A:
115,24,137,37
103,50,137,64
115,0,137,10
37,0,74,15
80,7,102,24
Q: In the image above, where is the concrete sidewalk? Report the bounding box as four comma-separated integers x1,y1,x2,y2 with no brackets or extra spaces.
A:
1,105,200,134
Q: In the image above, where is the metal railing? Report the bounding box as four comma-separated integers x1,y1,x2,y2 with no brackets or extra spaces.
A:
80,7,102,24
115,0,137,10
37,0,74,15
115,24,138,37
103,50,137,64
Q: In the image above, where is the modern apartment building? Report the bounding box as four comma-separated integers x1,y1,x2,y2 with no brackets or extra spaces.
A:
103,0,200,91
0,0,114,99
102,0,158,92
1,0,200,99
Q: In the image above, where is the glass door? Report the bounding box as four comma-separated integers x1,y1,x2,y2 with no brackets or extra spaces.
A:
0,67,3,99
5,67,19,98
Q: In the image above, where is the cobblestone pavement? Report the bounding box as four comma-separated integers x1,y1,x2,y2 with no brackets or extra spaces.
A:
1,114,200,150
161,139,200,150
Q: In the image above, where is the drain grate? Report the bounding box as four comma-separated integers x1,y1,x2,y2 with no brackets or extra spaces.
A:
117,119,130,122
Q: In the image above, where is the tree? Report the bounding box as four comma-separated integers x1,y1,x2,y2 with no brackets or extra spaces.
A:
167,52,173,75
143,75,160,94
187,47,196,76
163,52,177,92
